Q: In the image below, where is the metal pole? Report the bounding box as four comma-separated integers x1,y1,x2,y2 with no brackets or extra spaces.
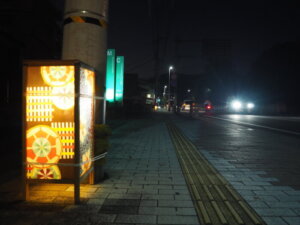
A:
168,66,173,111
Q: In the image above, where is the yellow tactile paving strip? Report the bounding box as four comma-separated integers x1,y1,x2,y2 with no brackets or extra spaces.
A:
167,123,266,225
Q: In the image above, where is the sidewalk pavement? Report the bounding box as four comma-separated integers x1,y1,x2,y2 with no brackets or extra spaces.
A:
0,113,199,225
1,112,300,225
174,113,300,225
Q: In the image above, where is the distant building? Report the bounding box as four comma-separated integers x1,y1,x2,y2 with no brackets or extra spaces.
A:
122,73,155,114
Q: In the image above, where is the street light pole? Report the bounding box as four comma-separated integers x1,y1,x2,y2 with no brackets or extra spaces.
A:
168,66,173,111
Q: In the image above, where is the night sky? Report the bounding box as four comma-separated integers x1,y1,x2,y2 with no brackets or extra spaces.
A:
1,0,299,110
108,0,300,106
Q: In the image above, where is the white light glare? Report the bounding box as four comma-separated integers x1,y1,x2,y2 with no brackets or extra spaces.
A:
247,103,254,109
231,100,242,110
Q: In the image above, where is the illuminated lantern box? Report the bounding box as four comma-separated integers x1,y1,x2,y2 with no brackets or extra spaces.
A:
22,60,95,203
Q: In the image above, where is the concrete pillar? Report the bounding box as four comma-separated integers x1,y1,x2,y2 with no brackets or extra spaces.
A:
62,0,108,123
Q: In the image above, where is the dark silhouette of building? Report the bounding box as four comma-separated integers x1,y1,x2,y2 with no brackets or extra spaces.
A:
0,0,64,181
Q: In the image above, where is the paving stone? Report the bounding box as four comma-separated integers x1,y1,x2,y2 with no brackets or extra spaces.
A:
127,189,158,195
30,184,70,191
243,181,272,186
98,184,115,188
174,194,192,201
255,208,297,216
62,205,101,213
159,189,189,195
244,195,279,202
107,193,141,199
247,201,269,208
172,185,189,190
263,177,280,182
114,184,143,189
283,190,300,196
236,190,255,196
139,206,176,215
254,190,289,196
233,185,264,190
144,184,173,190
132,180,159,185
100,205,139,214
158,215,199,224
263,186,294,191
142,194,174,200
89,214,117,223
158,200,194,208
102,199,141,206
86,199,105,205
140,200,158,207
115,214,157,224
282,217,300,225
158,180,175,185
262,216,289,225
274,195,300,202
175,207,197,216
65,186,98,193
294,209,300,215
91,192,110,199
102,179,132,184
265,201,300,208
227,177,253,182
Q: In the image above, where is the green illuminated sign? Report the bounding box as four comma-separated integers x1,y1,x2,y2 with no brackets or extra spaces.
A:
115,56,124,102
105,49,115,102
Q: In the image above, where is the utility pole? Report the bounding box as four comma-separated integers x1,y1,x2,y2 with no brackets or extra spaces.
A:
62,0,108,124
61,0,109,187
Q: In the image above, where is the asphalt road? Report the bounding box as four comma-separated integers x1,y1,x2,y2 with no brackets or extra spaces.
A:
176,113,300,190
209,114,300,135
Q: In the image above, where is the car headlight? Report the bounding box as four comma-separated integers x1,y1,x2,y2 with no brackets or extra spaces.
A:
231,100,242,110
247,103,254,109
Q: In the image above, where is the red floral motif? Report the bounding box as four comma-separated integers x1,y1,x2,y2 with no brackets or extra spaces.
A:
37,168,54,179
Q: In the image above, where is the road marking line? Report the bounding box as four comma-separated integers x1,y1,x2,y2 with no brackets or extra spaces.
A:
207,116,300,136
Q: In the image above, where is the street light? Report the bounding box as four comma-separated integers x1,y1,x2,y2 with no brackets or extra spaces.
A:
163,85,167,97
168,66,173,111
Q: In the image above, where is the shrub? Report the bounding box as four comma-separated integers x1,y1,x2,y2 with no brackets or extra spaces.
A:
94,124,112,138
94,124,112,165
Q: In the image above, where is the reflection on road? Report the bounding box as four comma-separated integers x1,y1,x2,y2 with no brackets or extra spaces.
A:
207,114,300,136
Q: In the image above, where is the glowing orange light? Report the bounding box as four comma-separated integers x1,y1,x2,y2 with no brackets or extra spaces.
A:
26,125,62,168
41,66,74,87
30,165,61,179
26,87,54,122
51,122,75,159
25,63,95,181
51,82,75,110
81,150,92,175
